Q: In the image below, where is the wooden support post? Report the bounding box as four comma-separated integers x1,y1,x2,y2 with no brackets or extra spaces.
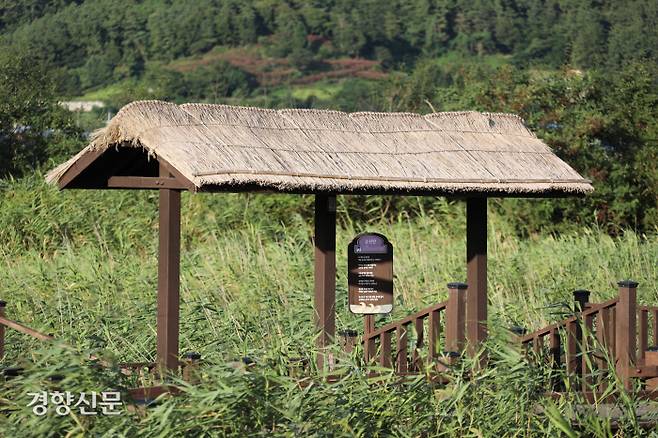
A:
445,282,467,355
157,163,181,373
466,198,487,358
314,194,336,370
0,300,6,359
616,280,638,391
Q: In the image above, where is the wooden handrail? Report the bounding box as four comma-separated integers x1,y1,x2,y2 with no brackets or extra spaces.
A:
365,301,448,340
0,316,54,342
520,298,619,344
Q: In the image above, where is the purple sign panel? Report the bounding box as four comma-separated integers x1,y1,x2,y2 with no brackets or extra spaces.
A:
348,233,393,314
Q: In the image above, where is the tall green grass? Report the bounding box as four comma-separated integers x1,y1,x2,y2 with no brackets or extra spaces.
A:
0,176,656,436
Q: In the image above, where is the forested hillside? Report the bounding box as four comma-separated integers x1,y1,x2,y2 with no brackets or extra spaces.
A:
0,0,656,233
1,0,656,95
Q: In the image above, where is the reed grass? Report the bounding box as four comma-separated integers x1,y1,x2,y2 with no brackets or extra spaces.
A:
0,177,656,436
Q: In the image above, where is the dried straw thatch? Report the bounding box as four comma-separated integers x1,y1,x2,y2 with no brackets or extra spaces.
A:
47,100,593,196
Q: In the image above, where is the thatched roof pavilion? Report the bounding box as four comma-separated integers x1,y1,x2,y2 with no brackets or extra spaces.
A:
47,100,591,195
47,100,592,371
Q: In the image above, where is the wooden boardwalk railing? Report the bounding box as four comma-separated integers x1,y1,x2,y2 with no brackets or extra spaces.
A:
519,280,658,396
0,299,200,396
362,282,467,373
0,300,55,360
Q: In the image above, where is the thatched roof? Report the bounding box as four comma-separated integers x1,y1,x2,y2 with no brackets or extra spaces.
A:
47,100,593,196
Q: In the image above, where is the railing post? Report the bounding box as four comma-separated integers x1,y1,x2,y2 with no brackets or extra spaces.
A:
363,315,376,364
339,329,358,354
396,324,408,373
616,280,638,391
445,282,467,358
572,289,590,380
0,300,6,359
182,352,201,384
573,289,590,313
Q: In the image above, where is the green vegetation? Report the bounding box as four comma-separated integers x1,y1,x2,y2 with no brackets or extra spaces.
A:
0,177,656,435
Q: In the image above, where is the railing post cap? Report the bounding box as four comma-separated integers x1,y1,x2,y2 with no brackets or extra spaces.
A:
0,300,6,307
338,329,358,337
447,282,468,290
184,352,201,360
573,289,591,297
618,280,639,288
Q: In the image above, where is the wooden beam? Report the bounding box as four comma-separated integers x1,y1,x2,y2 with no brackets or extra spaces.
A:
157,157,197,192
157,163,181,373
466,197,487,358
58,149,105,189
0,315,54,342
108,176,189,190
314,194,336,370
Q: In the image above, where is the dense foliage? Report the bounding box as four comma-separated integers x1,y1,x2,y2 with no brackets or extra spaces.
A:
0,181,656,435
0,51,83,179
1,0,657,95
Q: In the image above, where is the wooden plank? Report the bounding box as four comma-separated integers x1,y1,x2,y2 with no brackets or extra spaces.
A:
582,313,594,391
653,310,658,347
640,309,649,363
314,194,336,370
608,307,617,361
428,310,441,362
616,280,638,390
596,308,610,390
380,332,392,368
566,320,578,375
396,325,408,373
412,317,424,371
550,328,561,391
466,197,487,359
108,176,189,190
156,164,181,372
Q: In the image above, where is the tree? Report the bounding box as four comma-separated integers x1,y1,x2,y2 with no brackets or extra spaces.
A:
0,51,82,178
